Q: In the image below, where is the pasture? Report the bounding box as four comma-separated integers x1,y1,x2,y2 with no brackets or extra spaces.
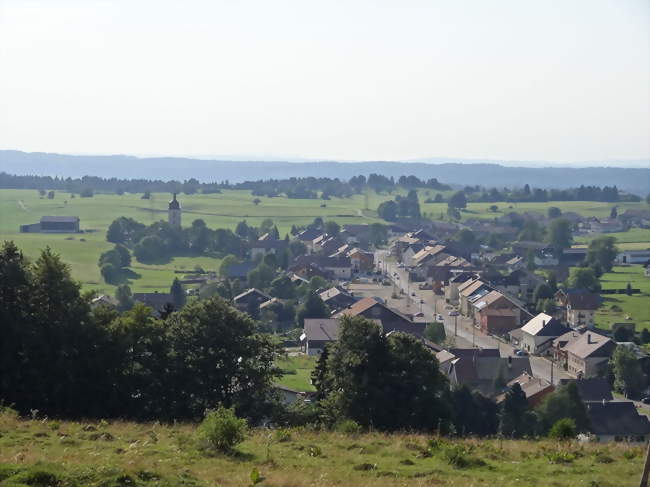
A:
0,409,645,487
595,265,650,332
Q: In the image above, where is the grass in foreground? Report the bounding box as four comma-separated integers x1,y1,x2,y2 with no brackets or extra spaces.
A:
0,410,645,486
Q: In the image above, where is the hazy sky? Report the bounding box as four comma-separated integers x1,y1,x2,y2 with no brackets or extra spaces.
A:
1,0,648,163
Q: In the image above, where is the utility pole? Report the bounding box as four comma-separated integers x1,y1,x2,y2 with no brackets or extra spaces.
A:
454,314,458,336
550,360,554,385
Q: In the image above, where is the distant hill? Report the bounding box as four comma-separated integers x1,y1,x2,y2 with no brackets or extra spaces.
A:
1,150,648,194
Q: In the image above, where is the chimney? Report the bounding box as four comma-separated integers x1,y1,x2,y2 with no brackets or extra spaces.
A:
507,356,512,368
587,333,592,344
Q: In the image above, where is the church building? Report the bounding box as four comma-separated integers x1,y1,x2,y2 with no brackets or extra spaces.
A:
168,193,181,228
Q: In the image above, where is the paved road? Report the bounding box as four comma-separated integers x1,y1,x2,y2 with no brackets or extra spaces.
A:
374,249,570,385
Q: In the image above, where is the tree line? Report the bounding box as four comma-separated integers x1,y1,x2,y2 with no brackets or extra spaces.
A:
2,170,643,202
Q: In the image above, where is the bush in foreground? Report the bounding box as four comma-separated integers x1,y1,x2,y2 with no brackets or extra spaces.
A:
549,418,577,440
197,406,247,454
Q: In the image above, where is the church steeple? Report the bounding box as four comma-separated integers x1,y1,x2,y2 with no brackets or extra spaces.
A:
168,193,181,228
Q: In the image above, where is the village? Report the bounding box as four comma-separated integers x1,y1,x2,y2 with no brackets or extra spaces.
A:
84,193,650,445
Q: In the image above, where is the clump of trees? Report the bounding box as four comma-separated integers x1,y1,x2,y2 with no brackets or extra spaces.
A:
377,189,421,221
0,241,282,421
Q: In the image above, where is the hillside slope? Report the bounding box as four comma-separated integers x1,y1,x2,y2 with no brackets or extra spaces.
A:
0,411,643,486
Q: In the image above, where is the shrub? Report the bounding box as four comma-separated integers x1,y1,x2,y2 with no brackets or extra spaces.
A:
549,418,576,440
197,406,247,454
336,419,362,435
593,451,614,464
441,444,485,469
545,450,576,464
273,428,291,443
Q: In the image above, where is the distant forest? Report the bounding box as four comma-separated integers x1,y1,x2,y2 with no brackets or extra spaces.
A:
0,171,640,203
2,150,649,194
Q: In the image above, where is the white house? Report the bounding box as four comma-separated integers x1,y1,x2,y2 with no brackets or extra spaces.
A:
519,313,570,355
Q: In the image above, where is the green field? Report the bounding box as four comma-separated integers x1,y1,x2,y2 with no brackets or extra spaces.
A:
575,228,650,246
0,189,381,294
2,188,649,295
276,355,317,392
0,410,645,487
596,266,650,331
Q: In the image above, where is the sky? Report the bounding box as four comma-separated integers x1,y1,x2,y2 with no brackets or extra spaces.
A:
0,0,648,164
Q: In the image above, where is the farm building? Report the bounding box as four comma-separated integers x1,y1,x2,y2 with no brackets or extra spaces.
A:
20,216,80,233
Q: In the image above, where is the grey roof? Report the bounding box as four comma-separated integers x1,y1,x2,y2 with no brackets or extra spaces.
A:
303,318,340,342
297,228,324,241
564,332,615,360
574,378,614,403
133,292,173,311
40,216,79,223
233,288,271,303
225,261,256,278
586,401,650,436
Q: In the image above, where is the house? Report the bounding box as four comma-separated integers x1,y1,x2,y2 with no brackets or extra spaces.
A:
20,215,80,233
290,255,353,280
616,250,650,265
519,313,571,355
552,329,585,368
319,286,357,313
232,288,271,311
342,224,372,243
584,401,650,442
224,261,256,281
620,209,650,228
495,372,554,408
301,318,340,355
473,290,527,335
249,238,288,260
347,248,374,272
458,279,492,316
445,272,478,305
562,248,589,267
132,292,174,317
91,294,118,309
572,377,613,403
297,229,326,253
589,218,625,234
274,384,312,405
511,241,550,257
556,288,601,328
442,348,533,397
402,242,425,267
564,332,616,378
334,297,425,337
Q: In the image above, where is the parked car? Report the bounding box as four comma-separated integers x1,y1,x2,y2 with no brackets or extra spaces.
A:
448,310,460,316
414,312,424,317
435,314,443,322
411,292,416,297
398,263,405,268
515,350,528,357
642,397,650,405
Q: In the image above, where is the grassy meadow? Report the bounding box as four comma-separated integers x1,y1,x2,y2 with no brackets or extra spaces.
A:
1,188,649,296
595,265,650,332
0,410,645,487
276,355,317,392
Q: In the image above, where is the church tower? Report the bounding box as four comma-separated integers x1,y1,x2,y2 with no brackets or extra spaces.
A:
168,193,181,228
